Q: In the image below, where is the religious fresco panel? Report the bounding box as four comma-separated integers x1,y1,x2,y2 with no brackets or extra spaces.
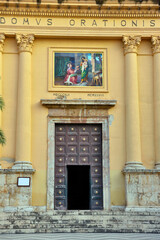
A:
54,52,103,87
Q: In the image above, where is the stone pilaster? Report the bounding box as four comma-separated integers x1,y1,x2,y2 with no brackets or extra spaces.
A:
151,36,160,169
12,34,34,170
123,36,144,169
0,34,5,169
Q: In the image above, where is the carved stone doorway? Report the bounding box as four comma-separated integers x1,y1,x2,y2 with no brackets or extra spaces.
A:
54,124,103,210
42,99,117,211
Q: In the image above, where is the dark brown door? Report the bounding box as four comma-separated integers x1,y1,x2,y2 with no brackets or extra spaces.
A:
55,124,103,210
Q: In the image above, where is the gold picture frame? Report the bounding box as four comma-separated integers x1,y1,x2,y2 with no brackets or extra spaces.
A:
48,47,108,92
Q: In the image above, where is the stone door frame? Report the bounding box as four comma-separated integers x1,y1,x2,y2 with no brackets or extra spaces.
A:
47,117,110,211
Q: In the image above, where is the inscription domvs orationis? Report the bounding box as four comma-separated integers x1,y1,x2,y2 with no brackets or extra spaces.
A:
0,17,157,28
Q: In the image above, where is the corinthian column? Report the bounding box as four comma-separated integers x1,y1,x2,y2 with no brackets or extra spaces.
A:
0,34,5,169
151,36,160,169
123,36,144,169
12,34,34,169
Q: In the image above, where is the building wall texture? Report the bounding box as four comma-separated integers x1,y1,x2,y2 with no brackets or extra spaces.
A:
0,0,159,214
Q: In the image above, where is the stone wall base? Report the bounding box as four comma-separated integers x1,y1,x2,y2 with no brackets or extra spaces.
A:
123,169,160,207
0,169,35,208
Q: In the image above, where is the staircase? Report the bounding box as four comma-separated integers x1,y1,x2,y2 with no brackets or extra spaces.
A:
0,209,160,234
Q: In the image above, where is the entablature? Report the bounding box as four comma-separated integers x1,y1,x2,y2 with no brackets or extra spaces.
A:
0,0,160,18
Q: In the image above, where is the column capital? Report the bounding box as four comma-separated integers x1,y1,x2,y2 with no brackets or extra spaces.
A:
16,34,34,53
123,35,141,55
0,34,5,52
151,36,160,54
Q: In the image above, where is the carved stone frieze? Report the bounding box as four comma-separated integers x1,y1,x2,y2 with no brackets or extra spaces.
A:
151,36,160,54
0,34,5,53
123,35,141,55
16,34,34,53
0,3,159,18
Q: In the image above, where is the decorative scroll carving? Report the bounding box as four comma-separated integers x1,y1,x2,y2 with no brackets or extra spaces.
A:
16,34,34,53
151,36,160,54
0,34,5,52
123,36,141,55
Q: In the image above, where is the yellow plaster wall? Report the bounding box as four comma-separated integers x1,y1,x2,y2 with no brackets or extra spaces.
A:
31,38,126,206
1,38,18,169
1,37,155,206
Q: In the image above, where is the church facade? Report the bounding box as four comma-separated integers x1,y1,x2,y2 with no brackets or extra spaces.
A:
0,0,160,233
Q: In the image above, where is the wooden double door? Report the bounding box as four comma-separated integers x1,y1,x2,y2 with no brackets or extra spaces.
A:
54,124,103,210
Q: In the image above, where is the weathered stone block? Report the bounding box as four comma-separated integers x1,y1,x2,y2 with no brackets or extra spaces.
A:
0,170,34,208
0,188,9,207
0,174,6,186
9,187,31,206
123,170,160,207
6,174,19,184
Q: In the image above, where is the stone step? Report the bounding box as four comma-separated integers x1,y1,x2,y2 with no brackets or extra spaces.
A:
1,219,159,226
2,213,159,218
0,210,160,234
0,228,159,234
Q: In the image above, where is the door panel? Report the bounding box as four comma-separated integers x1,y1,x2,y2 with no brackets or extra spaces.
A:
55,124,103,210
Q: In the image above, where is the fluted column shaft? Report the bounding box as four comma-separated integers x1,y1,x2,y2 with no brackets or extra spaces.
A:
151,36,160,169
13,34,34,169
123,36,144,169
0,34,5,169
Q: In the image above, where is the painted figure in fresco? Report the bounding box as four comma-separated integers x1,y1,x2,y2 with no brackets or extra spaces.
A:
79,56,89,84
64,62,78,85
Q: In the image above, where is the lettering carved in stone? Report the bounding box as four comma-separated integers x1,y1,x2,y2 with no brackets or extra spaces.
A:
123,36,141,55
151,36,160,54
16,34,34,53
0,34,5,52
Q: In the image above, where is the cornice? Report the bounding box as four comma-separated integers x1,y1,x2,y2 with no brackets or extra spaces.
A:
0,3,160,18
41,99,117,108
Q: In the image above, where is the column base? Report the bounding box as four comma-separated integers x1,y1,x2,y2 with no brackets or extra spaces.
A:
124,161,145,170
125,206,160,212
12,161,33,170
155,163,160,169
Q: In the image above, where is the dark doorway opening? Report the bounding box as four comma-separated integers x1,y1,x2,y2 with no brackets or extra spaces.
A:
67,166,90,210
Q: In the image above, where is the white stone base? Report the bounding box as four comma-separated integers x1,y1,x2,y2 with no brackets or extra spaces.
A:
155,163,160,169
125,206,160,212
0,206,47,212
0,170,35,208
124,162,145,169
123,170,160,207
12,161,33,170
